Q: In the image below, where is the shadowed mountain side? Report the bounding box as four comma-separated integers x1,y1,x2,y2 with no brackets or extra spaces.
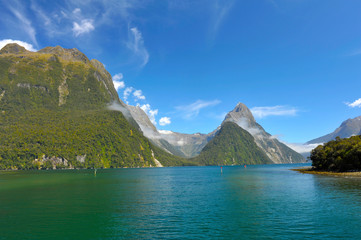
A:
192,122,273,166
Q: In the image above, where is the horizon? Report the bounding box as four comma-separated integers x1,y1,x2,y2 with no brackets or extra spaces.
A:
1,0,360,146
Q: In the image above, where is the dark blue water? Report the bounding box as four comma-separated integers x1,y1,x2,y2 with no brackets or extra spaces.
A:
0,164,361,239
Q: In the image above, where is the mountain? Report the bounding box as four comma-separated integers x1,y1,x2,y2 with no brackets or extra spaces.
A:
0,43,184,170
222,103,304,163
128,101,304,164
127,105,216,157
307,116,361,144
193,122,273,165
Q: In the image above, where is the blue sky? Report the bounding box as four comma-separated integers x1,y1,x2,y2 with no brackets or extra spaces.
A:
1,0,361,145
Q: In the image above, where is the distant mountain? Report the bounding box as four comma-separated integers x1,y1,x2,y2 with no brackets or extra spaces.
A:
307,116,361,144
193,122,273,165
129,101,304,164
127,105,215,158
0,43,184,170
221,103,305,163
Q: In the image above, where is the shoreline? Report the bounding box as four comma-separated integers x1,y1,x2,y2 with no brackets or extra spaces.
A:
292,167,361,178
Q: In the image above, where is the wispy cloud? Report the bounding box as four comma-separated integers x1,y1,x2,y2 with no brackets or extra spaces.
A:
346,98,361,108
8,6,37,46
159,117,171,126
209,0,234,42
266,0,280,10
72,19,95,36
126,27,149,68
251,105,298,119
346,48,361,57
133,89,146,101
123,87,133,104
176,99,221,119
0,39,37,51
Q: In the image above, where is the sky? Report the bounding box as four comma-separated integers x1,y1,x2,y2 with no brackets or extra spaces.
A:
1,0,361,148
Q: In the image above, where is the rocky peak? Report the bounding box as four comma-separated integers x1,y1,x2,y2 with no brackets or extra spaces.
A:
91,59,107,74
223,102,256,126
0,43,29,54
38,46,90,64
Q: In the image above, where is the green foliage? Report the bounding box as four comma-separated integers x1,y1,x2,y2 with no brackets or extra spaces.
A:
193,122,272,165
310,136,361,172
0,50,186,170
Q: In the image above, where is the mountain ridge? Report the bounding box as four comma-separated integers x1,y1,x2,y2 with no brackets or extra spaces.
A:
307,116,361,144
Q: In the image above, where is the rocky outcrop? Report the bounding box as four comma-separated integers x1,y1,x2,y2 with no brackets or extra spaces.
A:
33,155,71,170
38,46,90,64
0,43,29,54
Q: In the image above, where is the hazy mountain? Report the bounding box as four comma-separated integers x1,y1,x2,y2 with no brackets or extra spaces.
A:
307,116,361,144
0,43,184,169
127,105,216,158
221,103,304,163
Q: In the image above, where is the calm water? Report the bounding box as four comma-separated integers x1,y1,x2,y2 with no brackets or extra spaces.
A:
1,164,361,239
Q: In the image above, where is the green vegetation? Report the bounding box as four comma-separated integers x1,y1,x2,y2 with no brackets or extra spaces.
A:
0,44,185,170
193,122,273,165
310,136,361,172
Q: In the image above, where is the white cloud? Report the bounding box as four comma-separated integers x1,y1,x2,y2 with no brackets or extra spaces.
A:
112,73,125,91
282,142,321,155
176,99,221,119
123,87,133,103
72,19,95,36
159,117,171,126
346,98,361,108
0,39,37,51
113,81,125,91
159,130,173,134
140,104,158,125
127,27,149,68
133,89,146,101
251,105,298,119
113,73,123,81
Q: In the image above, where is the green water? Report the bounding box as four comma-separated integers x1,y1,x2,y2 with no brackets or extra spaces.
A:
0,164,361,239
